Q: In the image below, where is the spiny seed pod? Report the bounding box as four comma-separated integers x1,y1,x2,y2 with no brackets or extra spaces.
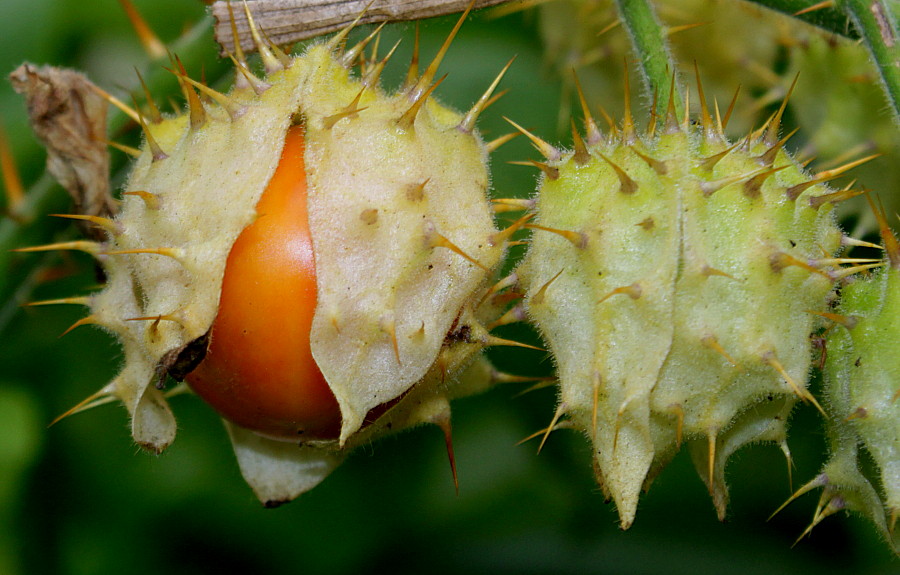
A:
781,198,898,552
19,4,527,506
513,72,871,529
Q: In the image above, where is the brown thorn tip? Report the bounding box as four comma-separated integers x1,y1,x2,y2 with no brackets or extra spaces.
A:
526,224,586,249
503,117,560,161
572,71,602,145
765,73,799,145
787,154,880,200
179,74,246,120
433,411,458,495
460,56,515,133
399,74,447,130
509,160,559,180
410,0,475,102
694,62,713,135
482,335,544,352
117,0,166,60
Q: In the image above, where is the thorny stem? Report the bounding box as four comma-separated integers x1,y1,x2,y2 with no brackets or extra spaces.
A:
613,0,684,124
0,17,219,336
839,0,900,125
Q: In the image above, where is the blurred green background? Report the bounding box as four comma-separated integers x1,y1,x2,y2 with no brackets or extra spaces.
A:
1,1,898,573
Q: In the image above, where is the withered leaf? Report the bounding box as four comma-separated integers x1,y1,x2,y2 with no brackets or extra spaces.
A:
10,64,115,239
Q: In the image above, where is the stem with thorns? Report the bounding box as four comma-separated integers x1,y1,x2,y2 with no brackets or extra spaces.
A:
613,0,684,123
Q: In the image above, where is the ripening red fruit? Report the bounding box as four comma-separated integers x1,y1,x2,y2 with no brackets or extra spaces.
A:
186,125,342,440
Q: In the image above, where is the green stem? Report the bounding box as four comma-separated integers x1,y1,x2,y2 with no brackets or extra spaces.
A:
839,0,900,125
746,0,857,38
614,0,684,124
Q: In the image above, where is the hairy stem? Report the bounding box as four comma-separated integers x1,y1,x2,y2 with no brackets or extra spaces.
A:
614,0,684,123
840,0,900,125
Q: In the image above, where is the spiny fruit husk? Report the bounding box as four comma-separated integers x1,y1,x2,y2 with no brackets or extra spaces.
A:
516,80,851,529
802,201,899,552
37,6,517,506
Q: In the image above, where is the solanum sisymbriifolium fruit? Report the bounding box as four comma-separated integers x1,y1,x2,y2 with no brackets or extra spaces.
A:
512,76,869,529
16,4,523,506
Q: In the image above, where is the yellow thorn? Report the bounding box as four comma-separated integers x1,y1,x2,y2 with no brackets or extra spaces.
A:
363,38,401,88
570,119,591,166
808,186,864,209
125,314,185,328
720,83,741,136
241,0,282,74
327,0,377,53
425,223,487,271
49,388,116,427
698,143,739,172
178,74,246,120
795,1,835,17
131,95,167,161
758,127,800,166
786,154,880,200
25,296,91,307
622,60,635,143
323,88,369,129
769,251,832,280
460,56,515,133
572,71,602,145
510,377,557,397
117,0,166,60
431,410,459,495
225,0,250,93
398,75,446,130
508,160,559,180
529,269,564,307
763,351,826,416
504,117,560,161
598,153,638,195
491,197,534,213
866,193,900,269
401,23,421,92
831,262,885,280
103,247,183,260
526,224,586,249
794,492,845,546
668,21,708,36
227,53,271,96
664,73,680,133
409,0,474,102
764,73,799,144
670,403,684,448
597,282,642,305
13,240,101,255
693,62,714,136
489,213,534,246
59,315,98,338
49,213,120,235
133,68,161,124
476,272,518,309
841,235,883,250
481,334,544,352
341,21,387,68
769,473,827,520
743,164,790,198
701,335,739,367
707,431,717,488
485,131,519,154
700,264,737,280
0,122,24,212
104,139,141,158
630,147,667,175
90,84,141,124
486,305,527,331
379,314,401,365
538,403,567,454
123,190,159,210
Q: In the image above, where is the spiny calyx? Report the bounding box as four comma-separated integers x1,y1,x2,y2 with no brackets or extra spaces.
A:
515,76,858,529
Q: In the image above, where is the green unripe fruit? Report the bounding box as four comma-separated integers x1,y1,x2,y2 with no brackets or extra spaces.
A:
516,86,847,529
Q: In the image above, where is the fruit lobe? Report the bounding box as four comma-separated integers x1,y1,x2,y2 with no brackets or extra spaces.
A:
186,125,341,440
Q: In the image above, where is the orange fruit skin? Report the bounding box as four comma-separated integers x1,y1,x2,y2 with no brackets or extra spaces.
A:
186,125,341,440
